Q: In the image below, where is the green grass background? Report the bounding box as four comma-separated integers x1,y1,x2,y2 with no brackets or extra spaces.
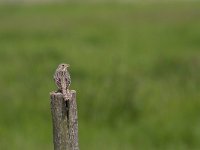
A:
0,2,200,150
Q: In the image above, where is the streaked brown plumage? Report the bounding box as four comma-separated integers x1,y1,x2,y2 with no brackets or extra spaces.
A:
54,63,71,101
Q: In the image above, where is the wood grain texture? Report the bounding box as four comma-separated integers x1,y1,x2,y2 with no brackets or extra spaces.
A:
50,90,79,150
68,90,79,150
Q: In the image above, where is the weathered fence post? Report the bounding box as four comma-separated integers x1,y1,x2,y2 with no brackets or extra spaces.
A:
50,90,79,150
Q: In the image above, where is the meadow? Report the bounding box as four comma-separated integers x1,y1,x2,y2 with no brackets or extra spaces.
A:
0,2,200,150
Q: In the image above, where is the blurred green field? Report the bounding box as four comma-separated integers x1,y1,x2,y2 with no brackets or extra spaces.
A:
0,2,200,150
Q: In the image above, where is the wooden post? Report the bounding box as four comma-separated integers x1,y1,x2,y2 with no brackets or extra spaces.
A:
50,90,79,150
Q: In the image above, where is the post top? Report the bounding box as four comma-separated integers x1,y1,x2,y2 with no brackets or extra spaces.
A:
50,90,76,96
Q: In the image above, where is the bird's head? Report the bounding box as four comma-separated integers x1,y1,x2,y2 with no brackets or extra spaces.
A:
58,63,70,71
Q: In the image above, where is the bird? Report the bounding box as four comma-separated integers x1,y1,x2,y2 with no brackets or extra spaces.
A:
54,63,71,101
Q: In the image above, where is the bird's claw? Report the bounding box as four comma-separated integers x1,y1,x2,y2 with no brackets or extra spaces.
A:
63,91,72,101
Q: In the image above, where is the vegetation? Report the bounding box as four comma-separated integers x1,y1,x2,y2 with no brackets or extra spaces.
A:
0,2,200,150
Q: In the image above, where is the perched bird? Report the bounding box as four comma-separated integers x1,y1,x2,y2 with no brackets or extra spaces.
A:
54,63,71,101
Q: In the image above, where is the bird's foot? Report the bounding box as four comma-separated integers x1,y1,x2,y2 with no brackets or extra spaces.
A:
63,90,72,101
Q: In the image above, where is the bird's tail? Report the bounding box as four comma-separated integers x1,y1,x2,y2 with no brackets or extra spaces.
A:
62,89,68,101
